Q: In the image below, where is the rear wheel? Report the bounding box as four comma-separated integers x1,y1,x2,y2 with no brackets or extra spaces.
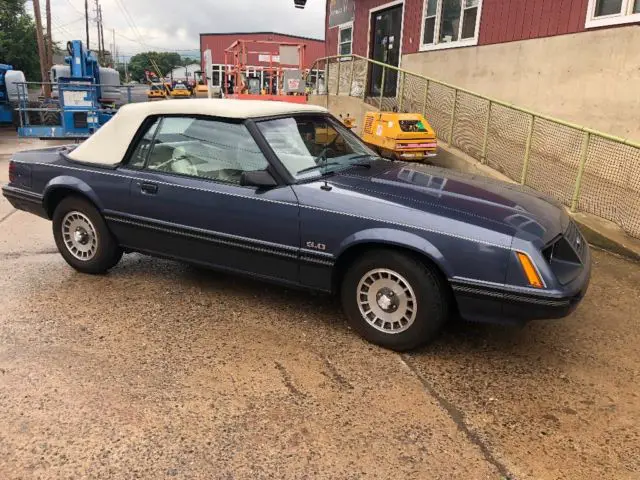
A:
52,197,122,274
340,249,450,351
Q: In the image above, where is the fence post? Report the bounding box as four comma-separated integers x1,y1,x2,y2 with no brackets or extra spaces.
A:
571,132,591,212
362,60,369,100
313,63,319,95
448,89,458,145
17,83,24,127
324,61,329,108
520,114,536,184
336,58,341,95
379,66,386,110
481,100,492,164
422,80,430,117
348,56,355,96
398,72,405,112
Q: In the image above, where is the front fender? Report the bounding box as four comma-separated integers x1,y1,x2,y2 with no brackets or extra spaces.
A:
43,176,105,213
336,227,453,278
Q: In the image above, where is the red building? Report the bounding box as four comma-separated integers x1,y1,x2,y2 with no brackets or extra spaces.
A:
324,0,640,140
326,0,640,59
199,32,324,90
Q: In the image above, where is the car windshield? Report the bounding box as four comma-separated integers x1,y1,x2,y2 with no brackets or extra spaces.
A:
174,84,186,90
256,115,378,180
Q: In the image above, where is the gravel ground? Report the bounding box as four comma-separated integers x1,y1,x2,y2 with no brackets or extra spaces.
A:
0,132,639,479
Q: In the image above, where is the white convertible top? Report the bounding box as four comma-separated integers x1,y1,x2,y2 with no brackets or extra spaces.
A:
67,99,327,165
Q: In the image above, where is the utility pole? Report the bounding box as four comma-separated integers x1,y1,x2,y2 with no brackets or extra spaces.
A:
85,0,90,49
45,0,53,76
112,28,116,67
94,0,102,62
99,6,106,61
32,0,50,98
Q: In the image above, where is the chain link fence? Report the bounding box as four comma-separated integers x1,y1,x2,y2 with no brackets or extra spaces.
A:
308,55,640,240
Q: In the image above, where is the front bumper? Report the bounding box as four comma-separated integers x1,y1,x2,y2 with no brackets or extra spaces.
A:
453,245,592,325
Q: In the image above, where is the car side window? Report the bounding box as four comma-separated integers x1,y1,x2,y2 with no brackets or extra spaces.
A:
144,116,269,185
128,118,161,168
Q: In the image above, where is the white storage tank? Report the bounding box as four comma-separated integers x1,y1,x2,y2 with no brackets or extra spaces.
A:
48,64,121,102
4,69,27,102
98,67,121,103
49,64,70,98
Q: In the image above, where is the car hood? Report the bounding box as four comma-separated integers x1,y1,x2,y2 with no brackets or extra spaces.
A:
329,160,568,244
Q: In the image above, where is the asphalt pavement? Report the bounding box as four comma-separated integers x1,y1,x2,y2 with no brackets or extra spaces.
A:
0,131,638,479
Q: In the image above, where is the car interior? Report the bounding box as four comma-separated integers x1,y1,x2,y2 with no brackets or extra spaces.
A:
141,118,269,184
257,117,353,176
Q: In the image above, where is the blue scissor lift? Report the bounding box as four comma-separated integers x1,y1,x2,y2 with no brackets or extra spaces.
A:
16,40,123,139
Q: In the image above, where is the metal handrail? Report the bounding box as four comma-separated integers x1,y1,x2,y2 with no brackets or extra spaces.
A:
310,54,640,148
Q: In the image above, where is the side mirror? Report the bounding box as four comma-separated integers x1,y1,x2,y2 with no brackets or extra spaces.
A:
240,170,277,188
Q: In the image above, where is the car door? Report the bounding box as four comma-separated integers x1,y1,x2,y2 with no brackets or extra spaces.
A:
112,115,301,284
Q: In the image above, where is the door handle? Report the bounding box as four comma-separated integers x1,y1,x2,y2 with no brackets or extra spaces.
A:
140,182,158,195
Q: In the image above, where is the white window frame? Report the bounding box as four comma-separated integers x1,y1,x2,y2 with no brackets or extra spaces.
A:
210,65,224,87
585,0,640,28
337,21,354,56
419,0,483,52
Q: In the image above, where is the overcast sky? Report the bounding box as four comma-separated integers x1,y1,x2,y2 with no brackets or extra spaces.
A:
28,0,326,58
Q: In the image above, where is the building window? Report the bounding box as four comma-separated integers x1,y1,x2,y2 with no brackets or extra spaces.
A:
210,65,224,87
420,0,481,51
586,0,640,27
338,23,353,55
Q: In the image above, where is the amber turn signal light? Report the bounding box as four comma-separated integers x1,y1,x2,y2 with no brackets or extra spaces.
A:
516,251,544,289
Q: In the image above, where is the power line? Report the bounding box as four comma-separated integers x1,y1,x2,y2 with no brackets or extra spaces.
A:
57,15,86,28
47,0,198,53
113,30,198,52
119,0,143,41
63,0,84,16
51,12,76,37
113,0,143,43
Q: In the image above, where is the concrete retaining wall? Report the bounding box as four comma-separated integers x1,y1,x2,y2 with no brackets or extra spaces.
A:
402,26,640,142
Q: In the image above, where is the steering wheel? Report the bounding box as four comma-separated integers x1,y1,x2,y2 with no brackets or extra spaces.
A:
315,134,340,165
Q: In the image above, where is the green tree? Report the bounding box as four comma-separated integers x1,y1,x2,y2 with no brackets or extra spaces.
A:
127,51,183,82
0,0,39,80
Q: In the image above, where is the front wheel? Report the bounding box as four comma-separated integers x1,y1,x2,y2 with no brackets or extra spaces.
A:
340,250,450,351
52,196,123,274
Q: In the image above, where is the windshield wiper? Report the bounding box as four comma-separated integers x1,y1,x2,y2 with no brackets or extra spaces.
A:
297,157,374,175
349,162,372,169
296,161,342,175
348,154,377,162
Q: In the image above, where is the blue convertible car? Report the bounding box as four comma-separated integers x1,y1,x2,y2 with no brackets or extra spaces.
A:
2,99,591,351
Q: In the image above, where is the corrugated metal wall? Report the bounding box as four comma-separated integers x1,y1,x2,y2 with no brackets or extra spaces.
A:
479,0,589,45
325,0,594,60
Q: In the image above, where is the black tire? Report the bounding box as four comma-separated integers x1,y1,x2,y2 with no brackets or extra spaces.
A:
27,100,41,125
40,105,60,126
340,249,450,351
11,108,20,129
52,196,123,274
